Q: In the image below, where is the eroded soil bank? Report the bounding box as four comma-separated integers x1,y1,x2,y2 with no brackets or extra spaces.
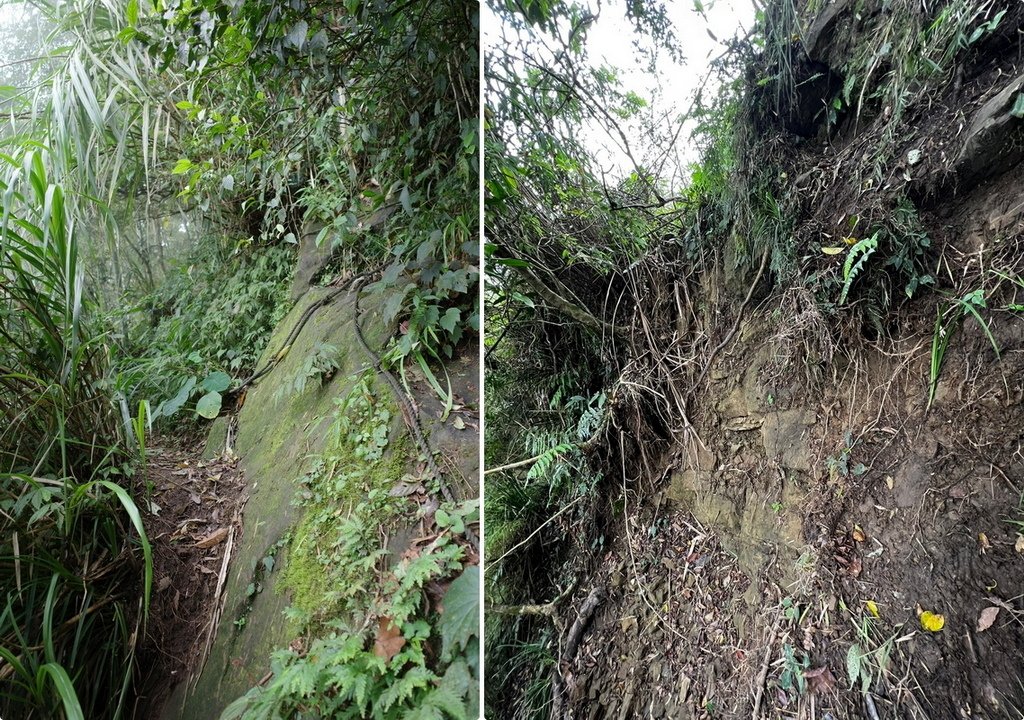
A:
565,303,1023,718
553,1,1024,717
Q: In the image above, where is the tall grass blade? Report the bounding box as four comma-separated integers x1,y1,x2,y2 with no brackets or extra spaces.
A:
36,663,85,720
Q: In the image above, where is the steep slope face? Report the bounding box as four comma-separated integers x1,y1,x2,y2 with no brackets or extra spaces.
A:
556,1,1024,718
161,280,479,719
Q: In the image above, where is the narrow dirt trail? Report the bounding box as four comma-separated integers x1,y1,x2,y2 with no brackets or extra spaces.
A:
133,441,248,718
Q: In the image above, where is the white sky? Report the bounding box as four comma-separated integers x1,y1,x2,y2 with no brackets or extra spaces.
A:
484,0,755,184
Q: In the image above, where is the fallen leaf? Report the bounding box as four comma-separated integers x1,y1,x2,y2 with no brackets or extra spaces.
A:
803,665,836,694
885,475,894,490
452,416,466,430
847,556,862,578
373,617,406,662
389,476,424,497
195,528,228,548
1015,534,1024,554
978,532,991,553
977,606,999,632
865,600,880,618
919,609,945,632
822,246,845,255
852,525,866,543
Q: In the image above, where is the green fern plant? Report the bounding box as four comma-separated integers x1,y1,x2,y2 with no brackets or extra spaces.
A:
526,443,575,481
839,232,880,304
221,567,479,720
272,342,341,405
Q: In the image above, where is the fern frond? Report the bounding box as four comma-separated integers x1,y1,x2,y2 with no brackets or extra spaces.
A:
839,232,879,304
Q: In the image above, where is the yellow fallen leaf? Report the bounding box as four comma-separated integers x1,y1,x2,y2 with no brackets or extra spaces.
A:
919,610,945,632
865,600,879,618
822,246,845,255
978,532,991,553
1015,534,1024,554
842,236,859,246
852,525,866,543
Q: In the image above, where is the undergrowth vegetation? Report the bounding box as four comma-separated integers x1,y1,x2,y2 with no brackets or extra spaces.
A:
485,0,1023,716
2,0,478,716
115,241,293,424
0,148,152,720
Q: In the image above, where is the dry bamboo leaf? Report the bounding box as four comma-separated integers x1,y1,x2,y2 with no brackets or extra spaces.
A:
195,527,228,548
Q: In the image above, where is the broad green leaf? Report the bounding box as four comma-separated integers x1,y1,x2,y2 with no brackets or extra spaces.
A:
437,566,479,661
846,643,861,687
1011,92,1024,119
439,307,460,333
172,158,193,175
201,371,231,393
308,29,328,52
196,391,222,419
285,20,309,50
161,376,196,417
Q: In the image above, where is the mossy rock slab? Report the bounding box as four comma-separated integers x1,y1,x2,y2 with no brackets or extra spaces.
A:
201,416,230,460
162,285,478,719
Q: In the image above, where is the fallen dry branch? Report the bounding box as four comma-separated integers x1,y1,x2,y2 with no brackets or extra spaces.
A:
750,618,781,719
551,586,603,720
562,587,603,662
193,519,236,691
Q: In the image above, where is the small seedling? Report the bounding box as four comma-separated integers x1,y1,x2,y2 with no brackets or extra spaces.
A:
779,642,810,695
